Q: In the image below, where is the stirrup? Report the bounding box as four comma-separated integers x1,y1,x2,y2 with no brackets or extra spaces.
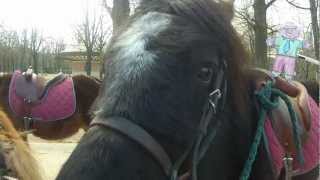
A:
23,117,34,130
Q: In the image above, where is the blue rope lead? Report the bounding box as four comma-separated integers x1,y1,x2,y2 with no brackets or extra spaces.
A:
239,107,267,180
239,81,304,180
270,88,304,165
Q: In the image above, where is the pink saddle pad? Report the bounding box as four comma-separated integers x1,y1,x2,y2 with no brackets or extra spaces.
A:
9,71,77,121
264,95,319,177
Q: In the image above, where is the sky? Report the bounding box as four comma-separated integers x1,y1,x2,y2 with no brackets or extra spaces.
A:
0,0,108,50
236,0,311,28
266,0,311,29
0,0,312,51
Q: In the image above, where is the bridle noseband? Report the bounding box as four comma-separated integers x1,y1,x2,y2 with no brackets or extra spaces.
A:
90,63,227,180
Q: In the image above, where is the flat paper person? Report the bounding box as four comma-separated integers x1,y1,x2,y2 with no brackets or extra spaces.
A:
266,22,309,80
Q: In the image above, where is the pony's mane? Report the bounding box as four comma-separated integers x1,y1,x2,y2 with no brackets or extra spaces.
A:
0,111,43,180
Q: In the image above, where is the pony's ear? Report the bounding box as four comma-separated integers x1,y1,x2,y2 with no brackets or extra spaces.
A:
218,0,234,22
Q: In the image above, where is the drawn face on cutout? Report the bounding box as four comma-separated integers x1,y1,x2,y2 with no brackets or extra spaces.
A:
280,22,301,39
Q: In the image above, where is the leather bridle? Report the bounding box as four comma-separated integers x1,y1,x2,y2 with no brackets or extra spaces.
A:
90,63,227,180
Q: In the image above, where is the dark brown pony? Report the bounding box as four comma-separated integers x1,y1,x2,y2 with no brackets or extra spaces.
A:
0,110,43,180
57,0,319,179
0,73,100,140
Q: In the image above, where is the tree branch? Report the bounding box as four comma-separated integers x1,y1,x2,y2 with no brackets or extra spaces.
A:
266,0,277,9
102,0,112,15
235,10,256,27
286,0,310,10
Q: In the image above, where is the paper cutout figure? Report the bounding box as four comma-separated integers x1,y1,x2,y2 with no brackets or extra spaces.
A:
267,22,309,80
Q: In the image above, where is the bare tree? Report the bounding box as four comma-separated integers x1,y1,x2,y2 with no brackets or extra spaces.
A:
30,29,43,73
235,0,278,67
253,0,278,68
39,39,53,73
53,40,66,71
53,40,65,56
0,27,21,71
41,38,65,72
99,0,133,78
94,16,112,78
0,28,20,72
286,0,319,60
76,12,109,76
103,0,130,35
235,5,256,60
76,12,98,76
0,25,65,73
309,0,319,60
19,29,29,70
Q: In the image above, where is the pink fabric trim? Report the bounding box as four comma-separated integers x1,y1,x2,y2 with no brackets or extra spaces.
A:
264,96,319,177
9,71,76,121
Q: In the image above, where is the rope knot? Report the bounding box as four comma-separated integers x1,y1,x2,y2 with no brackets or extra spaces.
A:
254,81,279,111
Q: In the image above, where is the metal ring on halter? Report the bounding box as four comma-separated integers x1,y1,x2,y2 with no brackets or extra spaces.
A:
209,89,221,98
208,89,221,113
208,99,216,113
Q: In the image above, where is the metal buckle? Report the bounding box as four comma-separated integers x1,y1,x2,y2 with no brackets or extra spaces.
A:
209,89,221,99
23,98,32,104
23,117,33,130
283,155,294,180
208,89,221,113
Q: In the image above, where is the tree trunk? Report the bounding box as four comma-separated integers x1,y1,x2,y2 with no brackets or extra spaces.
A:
309,0,319,60
254,0,268,68
33,53,38,73
19,48,24,70
112,0,130,34
99,54,105,79
85,51,93,76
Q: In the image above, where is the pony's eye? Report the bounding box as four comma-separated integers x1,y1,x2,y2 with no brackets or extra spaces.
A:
198,67,213,82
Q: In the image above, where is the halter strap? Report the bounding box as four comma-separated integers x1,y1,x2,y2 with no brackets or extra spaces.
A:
90,63,227,180
90,117,173,176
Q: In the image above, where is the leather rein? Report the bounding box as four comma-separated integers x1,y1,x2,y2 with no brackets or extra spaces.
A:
90,66,227,180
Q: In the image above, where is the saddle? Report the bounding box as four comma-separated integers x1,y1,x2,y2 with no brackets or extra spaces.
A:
15,67,66,103
247,68,311,154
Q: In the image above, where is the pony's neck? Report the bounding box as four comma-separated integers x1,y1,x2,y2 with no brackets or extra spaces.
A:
73,75,100,119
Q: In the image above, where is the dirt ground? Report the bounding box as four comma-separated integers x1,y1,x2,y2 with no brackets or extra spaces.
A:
28,130,84,180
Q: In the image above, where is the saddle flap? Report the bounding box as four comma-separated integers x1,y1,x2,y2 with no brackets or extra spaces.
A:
292,82,311,131
14,71,66,103
269,96,310,153
15,73,44,103
264,96,319,177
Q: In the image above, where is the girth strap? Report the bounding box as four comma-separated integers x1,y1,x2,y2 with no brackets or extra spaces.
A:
90,117,173,176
